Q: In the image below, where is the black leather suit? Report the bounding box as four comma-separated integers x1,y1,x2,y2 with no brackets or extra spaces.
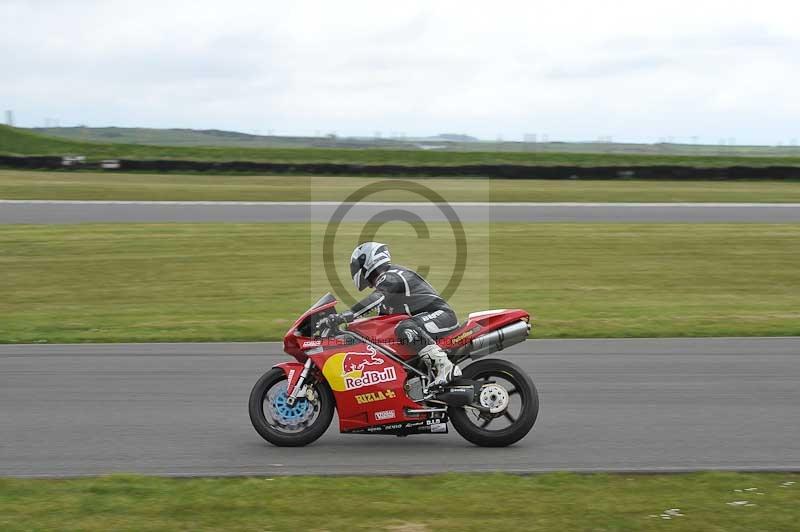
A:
350,264,458,353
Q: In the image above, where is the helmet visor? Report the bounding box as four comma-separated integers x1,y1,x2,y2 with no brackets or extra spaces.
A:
350,254,366,291
352,270,365,291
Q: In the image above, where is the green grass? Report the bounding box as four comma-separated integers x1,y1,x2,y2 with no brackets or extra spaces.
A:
1,223,798,343
0,472,798,531
3,170,800,202
4,125,800,167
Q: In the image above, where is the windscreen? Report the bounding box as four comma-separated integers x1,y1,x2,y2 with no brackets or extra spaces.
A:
295,293,337,337
308,293,336,312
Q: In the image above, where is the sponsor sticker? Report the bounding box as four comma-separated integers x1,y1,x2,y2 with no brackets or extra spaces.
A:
350,420,447,434
450,325,481,345
322,345,400,392
374,409,396,421
302,340,321,349
355,390,396,404
345,367,396,389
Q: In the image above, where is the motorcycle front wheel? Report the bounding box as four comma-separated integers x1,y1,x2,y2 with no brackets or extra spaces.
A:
449,358,539,447
248,368,334,447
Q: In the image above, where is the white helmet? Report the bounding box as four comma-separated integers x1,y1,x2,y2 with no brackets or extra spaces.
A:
350,242,391,291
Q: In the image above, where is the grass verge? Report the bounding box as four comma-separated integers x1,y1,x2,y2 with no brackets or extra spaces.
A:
0,472,798,531
1,223,798,343
3,170,800,202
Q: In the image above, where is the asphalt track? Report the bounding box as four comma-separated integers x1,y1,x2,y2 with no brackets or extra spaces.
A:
2,338,798,477
2,200,800,223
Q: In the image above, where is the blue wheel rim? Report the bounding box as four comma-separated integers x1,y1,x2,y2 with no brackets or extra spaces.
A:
272,390,310,422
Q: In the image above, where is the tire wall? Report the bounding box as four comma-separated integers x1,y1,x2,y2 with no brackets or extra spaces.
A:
1,155,799,180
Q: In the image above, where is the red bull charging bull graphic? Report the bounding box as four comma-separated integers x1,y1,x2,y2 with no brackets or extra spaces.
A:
322,345,398,392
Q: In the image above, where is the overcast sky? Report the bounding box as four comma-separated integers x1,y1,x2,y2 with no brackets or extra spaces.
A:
1,0,798,144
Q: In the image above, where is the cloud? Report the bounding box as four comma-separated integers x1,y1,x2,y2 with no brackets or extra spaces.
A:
1,0,798,143
544,55,672,80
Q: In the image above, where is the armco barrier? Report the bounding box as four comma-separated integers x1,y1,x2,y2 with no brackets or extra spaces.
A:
1,154,799,179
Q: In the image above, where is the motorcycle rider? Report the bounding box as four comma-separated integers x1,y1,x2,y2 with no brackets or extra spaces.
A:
321,242,460,386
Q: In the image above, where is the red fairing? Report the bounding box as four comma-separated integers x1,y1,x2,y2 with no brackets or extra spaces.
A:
347,314,417,359
304,342,421,432
347,314,406,342
346,309,530,357
437,308,530,350
283,300,339,360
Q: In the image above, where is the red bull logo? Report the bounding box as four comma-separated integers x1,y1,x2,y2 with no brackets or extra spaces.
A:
344,366,397,390
322,345,399,392
342,347,385,374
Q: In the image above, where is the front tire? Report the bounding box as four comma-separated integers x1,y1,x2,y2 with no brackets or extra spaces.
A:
248,368,335,447
449,358,539,447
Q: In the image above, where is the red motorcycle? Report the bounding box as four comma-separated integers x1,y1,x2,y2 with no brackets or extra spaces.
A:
249,293,538,447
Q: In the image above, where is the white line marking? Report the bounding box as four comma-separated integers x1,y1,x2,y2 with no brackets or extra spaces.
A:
1,200,799,207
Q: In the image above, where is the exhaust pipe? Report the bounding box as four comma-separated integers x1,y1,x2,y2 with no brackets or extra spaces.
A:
468,320,530,359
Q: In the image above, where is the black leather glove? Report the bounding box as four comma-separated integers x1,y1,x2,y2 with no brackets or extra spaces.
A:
317,311,354,331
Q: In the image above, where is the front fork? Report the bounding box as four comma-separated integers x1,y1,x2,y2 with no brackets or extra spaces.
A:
286,358,313,406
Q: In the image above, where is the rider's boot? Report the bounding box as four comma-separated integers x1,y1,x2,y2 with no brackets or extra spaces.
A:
420,344,461,386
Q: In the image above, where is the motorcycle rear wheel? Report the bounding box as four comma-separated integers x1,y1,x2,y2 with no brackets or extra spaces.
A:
248,368,334,447
449,358,538,447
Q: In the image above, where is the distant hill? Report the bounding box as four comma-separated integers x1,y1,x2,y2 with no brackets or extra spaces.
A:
24,126,800,158
29,126,419,149
31,127,484,150
1,125,88,154
4,125,800,167
428,133,480,142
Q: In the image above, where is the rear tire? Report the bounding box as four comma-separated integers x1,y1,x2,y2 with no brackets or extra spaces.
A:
449,358,538,447
248,368,335,447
